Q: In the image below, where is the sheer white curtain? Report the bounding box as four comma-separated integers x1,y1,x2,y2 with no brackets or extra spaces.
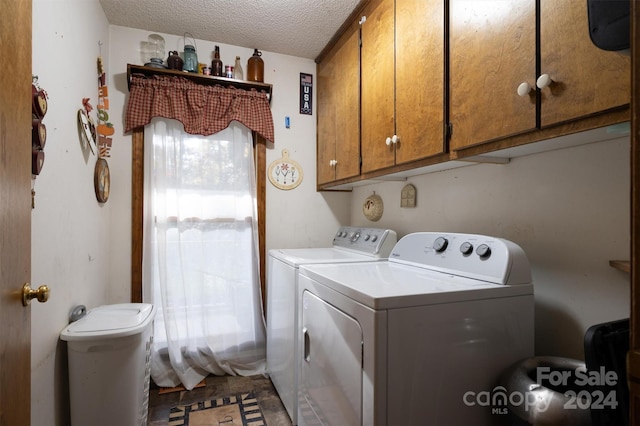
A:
142,118,266,390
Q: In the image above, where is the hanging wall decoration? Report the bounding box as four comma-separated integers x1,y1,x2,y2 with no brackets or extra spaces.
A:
31,76,48,174
94,53,112,203
400,184,417,208
363,192,384,222
31,75,49,208
94,158,110,203
77,99,96,154
96,55,114,158
300,73,312,115
268,149,303,190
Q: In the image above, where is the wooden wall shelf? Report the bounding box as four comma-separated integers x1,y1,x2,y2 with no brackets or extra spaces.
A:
126,64,273,102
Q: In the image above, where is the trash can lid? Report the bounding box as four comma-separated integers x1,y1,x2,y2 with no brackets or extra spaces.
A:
60,303,155,341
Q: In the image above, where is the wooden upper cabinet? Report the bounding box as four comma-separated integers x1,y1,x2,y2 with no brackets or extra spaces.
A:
449,0,537,150
317,19,361,186
395,0,445,164
450,0,630,152
539,0,630,127
361,0,395,173
361,0,445,173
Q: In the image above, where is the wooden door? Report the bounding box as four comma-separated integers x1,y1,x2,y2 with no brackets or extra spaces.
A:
449,0,536,150
539,0,630,127
361,0,395,173
0,0,32,425
395,0,446,164
317,19,361,186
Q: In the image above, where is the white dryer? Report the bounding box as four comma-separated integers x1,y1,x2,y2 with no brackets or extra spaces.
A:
266,227,397,424
297,232,534,426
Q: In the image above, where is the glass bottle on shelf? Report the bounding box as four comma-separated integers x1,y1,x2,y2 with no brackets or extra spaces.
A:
211,46,223,77
233,56,243,80
182,45,198,73
247,49,264,82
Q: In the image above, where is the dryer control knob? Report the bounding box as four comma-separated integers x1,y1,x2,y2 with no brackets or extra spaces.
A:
476,244,492,259
433,237,448,252
460,242,473,255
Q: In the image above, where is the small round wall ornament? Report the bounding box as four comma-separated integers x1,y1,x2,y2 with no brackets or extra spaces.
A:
94,158,110,203
363,192,384,221
268,149,303,190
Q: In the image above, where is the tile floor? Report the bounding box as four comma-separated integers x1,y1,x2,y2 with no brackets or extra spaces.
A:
147,374,292,426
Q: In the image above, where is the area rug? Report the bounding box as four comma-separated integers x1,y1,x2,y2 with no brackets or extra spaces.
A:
168,392,265,426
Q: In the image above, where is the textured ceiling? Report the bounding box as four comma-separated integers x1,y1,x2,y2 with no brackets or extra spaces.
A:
99,0,363,60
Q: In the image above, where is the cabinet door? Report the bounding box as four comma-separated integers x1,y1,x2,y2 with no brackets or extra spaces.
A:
361,0,395,173
317,21,361,185
539,0,630,127
449,0,536,150
395,0,445,164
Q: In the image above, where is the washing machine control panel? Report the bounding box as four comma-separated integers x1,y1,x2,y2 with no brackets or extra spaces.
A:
389,232,532,285
332,227,397,257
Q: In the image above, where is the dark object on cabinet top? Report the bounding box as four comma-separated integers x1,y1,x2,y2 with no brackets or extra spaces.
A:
587,0,630,52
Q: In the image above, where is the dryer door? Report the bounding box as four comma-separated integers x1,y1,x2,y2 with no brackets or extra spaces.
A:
300,290,362,425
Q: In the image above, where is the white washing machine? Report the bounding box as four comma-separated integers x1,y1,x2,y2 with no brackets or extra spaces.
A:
266,227,397,424
297,232,535,425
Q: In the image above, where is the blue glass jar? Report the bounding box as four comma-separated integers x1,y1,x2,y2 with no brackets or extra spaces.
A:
182,45,198,73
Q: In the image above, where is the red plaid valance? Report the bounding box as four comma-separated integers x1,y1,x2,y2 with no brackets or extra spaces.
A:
125,75,274,143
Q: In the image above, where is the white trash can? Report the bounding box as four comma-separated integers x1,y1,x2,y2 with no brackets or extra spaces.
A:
60,303,155,426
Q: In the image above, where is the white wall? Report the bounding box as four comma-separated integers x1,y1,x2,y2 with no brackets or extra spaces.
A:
31,0,111,424
349,136,630,359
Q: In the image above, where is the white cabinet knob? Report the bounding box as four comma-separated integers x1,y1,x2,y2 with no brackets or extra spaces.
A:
517,82,532,97
329,159,337,167
536,74,553,89
386,135,399,146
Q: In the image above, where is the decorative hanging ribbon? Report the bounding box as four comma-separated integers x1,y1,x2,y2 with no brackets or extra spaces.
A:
96,56,114,157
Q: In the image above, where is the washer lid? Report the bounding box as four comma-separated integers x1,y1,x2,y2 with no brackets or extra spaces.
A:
299,262,533,310
60,303,155,340
269,247,379,267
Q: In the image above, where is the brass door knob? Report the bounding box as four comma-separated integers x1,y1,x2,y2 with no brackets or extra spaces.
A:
22,283,50,306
